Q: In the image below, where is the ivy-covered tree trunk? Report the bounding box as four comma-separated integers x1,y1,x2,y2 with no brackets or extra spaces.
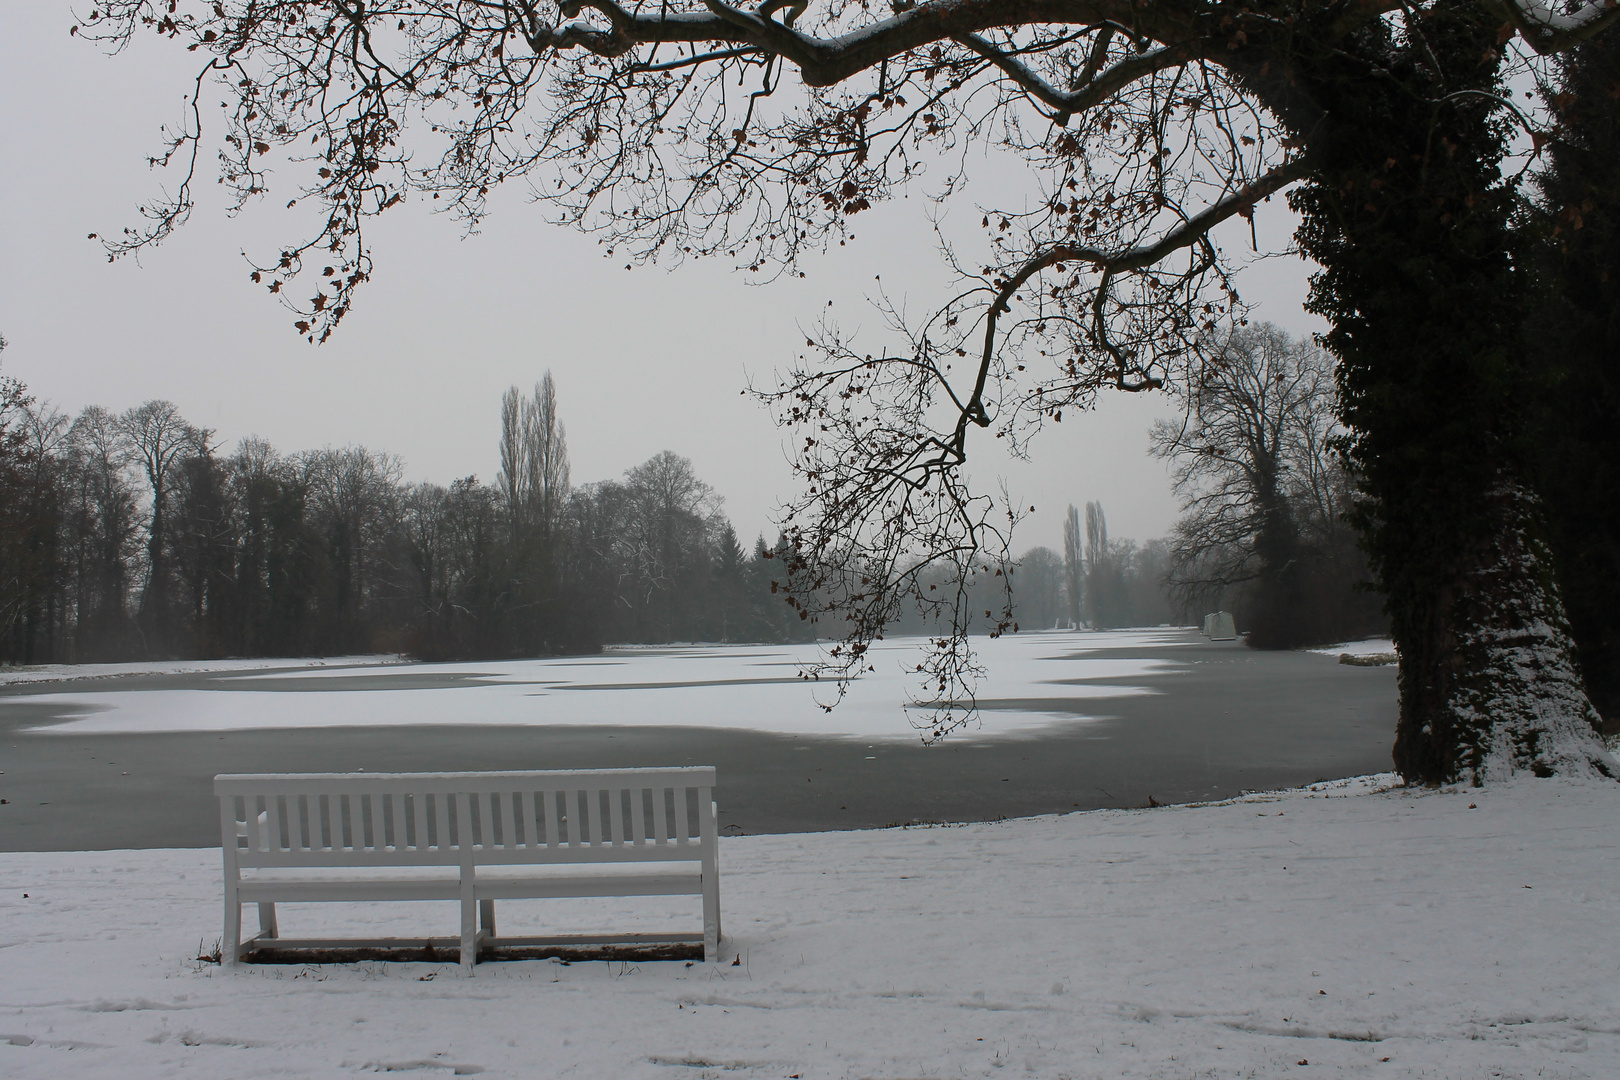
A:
1530,31,1620,733
1284,4,1612,783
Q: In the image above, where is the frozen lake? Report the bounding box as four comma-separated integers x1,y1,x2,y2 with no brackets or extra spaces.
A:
7,630,1190,738
0,629,1398,848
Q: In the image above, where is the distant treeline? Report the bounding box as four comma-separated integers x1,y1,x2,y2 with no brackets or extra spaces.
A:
0,373,825,664
1,368,1187,666
890,502,1181,637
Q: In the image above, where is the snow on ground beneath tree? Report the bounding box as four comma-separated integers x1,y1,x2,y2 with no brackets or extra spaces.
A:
11,630,1192,741
1308,638,1397,658
3,773,1617,1079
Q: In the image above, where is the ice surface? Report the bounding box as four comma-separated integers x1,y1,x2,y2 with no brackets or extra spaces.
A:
2,773,1616,1078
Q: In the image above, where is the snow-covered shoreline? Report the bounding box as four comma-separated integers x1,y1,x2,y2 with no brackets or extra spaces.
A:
0,654,407,687
1306,638,1397,659
4,773,1616,1078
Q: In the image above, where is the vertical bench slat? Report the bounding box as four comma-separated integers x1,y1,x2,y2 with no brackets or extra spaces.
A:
389,793,407,851
365,793,381,851
499,790,518,850
609,786,626,847
340,793,354,851
455,791,474,849
245,795,263,852
517,790,536,848
559,789,575,846
266,794,283,852
412,792,429,851
434,791,452,851
313,793,331,851
628,787,645,846
673,786,690,847
653,784,669,847
543,789,561,848
290,794,304,851
293,793,307,851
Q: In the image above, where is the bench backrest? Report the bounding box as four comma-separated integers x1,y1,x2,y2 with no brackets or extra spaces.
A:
215,768,717,870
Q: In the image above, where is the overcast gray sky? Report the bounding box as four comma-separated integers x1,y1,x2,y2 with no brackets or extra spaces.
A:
1,4,1322,554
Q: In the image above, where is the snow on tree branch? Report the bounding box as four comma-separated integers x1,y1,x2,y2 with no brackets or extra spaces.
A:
1505,0,1620,52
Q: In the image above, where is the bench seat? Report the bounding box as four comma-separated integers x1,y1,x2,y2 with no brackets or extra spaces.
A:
235,869,704,903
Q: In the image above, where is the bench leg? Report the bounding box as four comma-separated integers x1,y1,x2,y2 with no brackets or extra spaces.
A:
223,884,241,967
479,898,496,938
460,887,477,976
700,800,721,961
702,872,721,962
257,901,279,939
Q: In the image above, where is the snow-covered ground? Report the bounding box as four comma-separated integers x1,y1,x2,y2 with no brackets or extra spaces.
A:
4,774,1617,1079
10,631,1192,741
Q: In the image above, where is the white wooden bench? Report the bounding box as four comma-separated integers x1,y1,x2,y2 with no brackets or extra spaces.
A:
215,767,720,973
